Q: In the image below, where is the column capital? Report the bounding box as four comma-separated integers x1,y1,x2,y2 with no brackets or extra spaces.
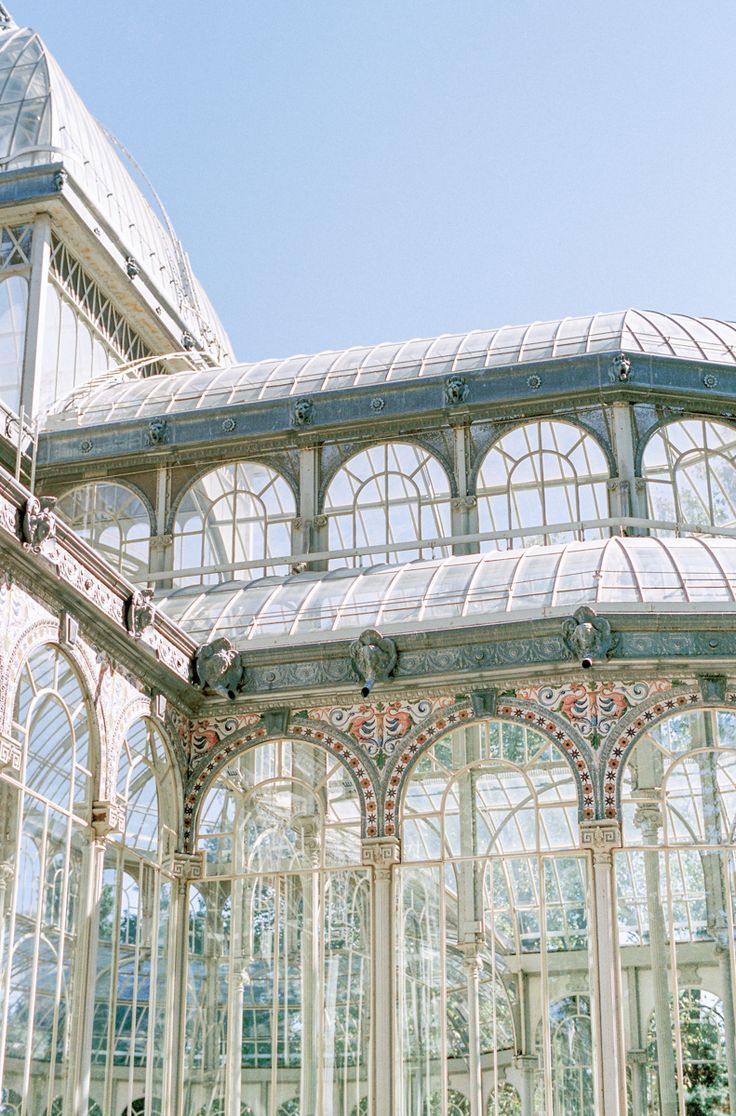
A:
579,819,622,855
91,799,125,840
362,836,400,877
0,733,21,774
164,851,204,880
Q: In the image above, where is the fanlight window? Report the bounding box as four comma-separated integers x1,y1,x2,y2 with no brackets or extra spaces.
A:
476,420,610,549
324,442,452,568
398,720,586,1116
172,462,295,585
618,709,736,1116
56,482,151,580
0,274,28,413
643,418,736,534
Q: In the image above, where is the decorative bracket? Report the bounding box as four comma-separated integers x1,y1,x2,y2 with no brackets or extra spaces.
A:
126,588,156,639
164,851,204,880
0,733,21,774
21,495,57,554
194,637,247,700
444,376,469,405
561,606,616,668
697,673,727,703
350,628,398,697
91,799,125,839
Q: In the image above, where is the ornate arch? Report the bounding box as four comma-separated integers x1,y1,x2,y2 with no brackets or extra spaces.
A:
602,681,709,817
384,697,592,838
182,716,380,852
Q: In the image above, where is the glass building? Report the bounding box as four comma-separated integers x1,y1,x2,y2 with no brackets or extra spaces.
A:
0,10,736,1116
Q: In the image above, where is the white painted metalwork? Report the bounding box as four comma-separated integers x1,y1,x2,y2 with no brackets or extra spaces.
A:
398,720,591,1116
618,708,736,1116
643,418,736,537
0,25,232,364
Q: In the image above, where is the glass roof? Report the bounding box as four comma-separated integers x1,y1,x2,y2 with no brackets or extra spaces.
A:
156,536,736,648
45,307,736,430
0,24,232,364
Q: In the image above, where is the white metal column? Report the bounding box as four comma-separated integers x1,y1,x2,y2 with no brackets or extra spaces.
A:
362,836,400,1116
580,821,627,1116
20,213,52,419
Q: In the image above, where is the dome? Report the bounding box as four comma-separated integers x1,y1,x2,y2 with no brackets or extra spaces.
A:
0,22,233,364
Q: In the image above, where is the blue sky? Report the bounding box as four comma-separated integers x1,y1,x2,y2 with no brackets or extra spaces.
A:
20,1,736,363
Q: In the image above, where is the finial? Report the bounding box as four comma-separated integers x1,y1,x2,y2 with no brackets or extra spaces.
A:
0,6,16,30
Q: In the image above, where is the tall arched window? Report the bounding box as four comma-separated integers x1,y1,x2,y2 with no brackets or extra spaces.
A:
324,442,452,568
185,740,368,1116
618,709,736,1116
642,418,736,534
398,720,586,1116
172,462,295,586
91,719,175,1116
56,482,152,580
0,644,94,1114
0,274,28,414
476,420,610,549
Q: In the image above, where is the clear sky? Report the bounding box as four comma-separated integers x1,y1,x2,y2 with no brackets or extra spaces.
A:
18,1,736,363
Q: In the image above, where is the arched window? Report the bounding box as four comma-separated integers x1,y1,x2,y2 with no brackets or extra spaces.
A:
0,645,93,1112
56,482,152,580
537,995,594,1116
172,462,295,586
398,720,584,1116
645,989,728,1116
487,1081,522,1115
324,442,452,568
91,719,174,1116
618,708,736,1116
476,420,610,549
186,739,368,1116
642,418,736,534
0,274,28,413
